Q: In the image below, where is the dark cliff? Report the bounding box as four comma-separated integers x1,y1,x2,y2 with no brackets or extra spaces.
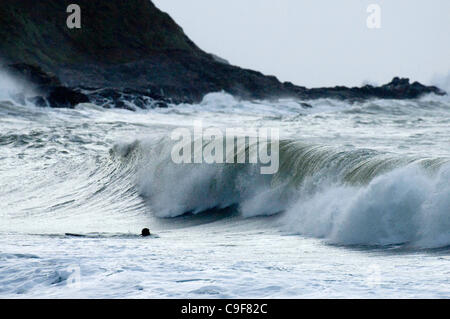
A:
0,0,445,107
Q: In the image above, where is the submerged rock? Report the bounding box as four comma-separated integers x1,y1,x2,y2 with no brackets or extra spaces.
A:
47,87,89,108
85,87,171,110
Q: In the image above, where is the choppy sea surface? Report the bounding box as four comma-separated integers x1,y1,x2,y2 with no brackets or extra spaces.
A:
0,72,449,298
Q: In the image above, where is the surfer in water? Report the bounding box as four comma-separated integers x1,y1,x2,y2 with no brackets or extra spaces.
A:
65,228,152,238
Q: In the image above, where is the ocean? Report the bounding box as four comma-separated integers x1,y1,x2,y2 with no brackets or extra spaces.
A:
0,73,449,298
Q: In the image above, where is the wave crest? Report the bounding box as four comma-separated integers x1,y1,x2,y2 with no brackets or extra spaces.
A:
112,136,449,248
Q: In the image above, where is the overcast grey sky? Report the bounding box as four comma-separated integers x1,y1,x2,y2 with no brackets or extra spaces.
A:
153,0,450,88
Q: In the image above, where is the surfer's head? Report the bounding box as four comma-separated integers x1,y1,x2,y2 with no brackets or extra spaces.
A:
141,228,151,237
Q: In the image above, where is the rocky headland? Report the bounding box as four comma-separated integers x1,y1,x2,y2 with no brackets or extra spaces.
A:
0,0,446,109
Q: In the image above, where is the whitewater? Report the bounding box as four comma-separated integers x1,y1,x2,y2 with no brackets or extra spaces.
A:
0,72,449,298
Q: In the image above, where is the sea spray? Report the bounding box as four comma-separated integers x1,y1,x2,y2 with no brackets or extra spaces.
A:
280,163,450,248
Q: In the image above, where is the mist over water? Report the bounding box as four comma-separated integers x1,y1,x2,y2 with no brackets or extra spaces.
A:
0,70,31,102
0,74,449,297
432,71,450,94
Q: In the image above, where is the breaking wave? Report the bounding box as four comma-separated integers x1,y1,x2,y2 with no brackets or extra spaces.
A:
111,137,450,248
